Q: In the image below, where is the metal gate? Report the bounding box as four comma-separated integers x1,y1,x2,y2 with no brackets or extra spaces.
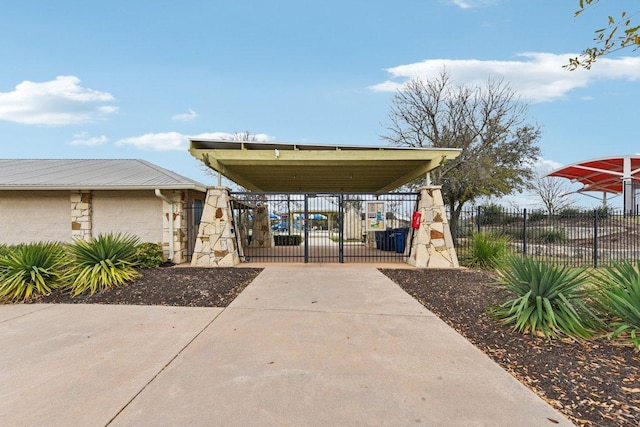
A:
230,192,419,263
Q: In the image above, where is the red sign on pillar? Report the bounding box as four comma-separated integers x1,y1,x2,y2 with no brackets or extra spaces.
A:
411,212,422,229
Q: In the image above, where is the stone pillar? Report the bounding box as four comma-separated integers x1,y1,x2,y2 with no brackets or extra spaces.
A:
249,204,274,248
160,190,188,264
407,186,459,268
71,191,92,242
343,205,362,241
190,187,240,267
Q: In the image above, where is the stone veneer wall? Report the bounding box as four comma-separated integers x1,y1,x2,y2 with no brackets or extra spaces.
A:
70,191,92,242
190,187,240,267
160,190,185,264
407,185,459,268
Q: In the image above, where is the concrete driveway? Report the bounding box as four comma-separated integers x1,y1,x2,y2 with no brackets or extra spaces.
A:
0,267,574,426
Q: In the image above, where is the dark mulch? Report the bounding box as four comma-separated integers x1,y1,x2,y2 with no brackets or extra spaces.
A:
13,265,640,426
24,267,263,307
380,268,640,427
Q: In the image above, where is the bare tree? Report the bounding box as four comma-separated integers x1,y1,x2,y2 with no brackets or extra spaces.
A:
382,69,541,239
530,170,576,214
199,131,263,189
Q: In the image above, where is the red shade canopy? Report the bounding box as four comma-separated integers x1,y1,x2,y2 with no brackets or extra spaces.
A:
548,156,640,194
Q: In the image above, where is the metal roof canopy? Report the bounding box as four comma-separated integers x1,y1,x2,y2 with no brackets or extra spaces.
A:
548,155,640,212
189,139,462,193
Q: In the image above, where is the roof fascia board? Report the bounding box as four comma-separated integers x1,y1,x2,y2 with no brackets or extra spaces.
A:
193,148,461,162
0,184,207,192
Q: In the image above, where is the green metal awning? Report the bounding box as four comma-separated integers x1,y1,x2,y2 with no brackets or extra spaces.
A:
189,139,461,192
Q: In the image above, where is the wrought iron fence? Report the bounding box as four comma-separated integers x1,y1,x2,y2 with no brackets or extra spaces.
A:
453,206,640,268
230,192,419,263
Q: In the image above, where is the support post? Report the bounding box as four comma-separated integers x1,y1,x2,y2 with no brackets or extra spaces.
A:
407,185,459,268
190,187,240,267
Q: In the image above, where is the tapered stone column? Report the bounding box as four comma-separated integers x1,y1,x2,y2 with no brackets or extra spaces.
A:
191,187,240,267
407,185,459,268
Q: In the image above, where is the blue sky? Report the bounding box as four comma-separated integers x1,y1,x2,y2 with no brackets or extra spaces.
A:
1,0,638,208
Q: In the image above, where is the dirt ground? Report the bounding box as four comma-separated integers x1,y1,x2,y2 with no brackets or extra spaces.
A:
20,266,640,427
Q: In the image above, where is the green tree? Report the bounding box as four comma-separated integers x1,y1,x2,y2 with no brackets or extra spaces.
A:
381,70,541,239
567,0,640,70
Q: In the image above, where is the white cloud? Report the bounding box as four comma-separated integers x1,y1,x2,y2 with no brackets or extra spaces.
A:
171,108,198,122
370,53,640,103
450,0,498,9
0,75,117,125
69,131,108,147
115,132,188,151
532,157,563,173
114,131,276,151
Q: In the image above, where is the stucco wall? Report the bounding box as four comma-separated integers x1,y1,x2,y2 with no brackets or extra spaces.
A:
0,191,70,245
92,190,163,243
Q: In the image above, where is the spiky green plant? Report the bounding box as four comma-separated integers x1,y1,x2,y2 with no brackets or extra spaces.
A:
69,233,140,295
591,261,640,349
463,231,511,270
0,242,72,301
489,256,595,340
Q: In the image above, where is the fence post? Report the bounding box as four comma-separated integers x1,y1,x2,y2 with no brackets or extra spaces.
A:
522,208,527,257
476,206,482,233
593,208,598,268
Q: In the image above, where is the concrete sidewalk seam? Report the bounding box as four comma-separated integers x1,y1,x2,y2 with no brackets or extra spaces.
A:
227,306,436,318
0,304,55,324
104,307,227,427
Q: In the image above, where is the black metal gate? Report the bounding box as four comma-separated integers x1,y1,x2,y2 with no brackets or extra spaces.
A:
230,192,419,263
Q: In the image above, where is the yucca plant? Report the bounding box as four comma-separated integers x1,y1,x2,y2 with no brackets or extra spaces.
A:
69,233,140,295
489,256,595,340
591,261,640,349
463,231,511,270
0,242,72,301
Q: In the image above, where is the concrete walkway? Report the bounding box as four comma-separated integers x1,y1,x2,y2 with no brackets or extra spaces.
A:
0,267,573,426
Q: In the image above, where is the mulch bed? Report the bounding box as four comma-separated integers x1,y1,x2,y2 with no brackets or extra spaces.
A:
380,268,640,427
24,267,263,307
13,265,640,426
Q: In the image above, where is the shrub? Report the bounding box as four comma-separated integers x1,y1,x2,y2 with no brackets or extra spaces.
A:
274,235,302,246
0,242,72,301
530,229,566,244
478,204,519,225
69,233,140,295
135,242,164,268
591,261,640,349
557,208,582,219
462,231,511,270
528,210,547,222
489,256,595,340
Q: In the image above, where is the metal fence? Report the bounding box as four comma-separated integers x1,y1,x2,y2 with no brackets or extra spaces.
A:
454,206,640,267
230,192,419,263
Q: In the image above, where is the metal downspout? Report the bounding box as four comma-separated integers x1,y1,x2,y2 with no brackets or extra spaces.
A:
154,189,175,261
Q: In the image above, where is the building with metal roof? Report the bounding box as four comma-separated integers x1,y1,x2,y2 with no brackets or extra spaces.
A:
0,159,206,191
0,159,207,263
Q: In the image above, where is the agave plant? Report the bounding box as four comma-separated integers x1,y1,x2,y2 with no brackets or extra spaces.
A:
0,242,72,301
591,261,640,349
489,256,595,340
463,231,511,270
69,233,140,295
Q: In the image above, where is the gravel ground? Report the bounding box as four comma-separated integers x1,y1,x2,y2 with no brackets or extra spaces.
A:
17,265,640,427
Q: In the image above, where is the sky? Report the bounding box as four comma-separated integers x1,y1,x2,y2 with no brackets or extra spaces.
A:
1,0,638,209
